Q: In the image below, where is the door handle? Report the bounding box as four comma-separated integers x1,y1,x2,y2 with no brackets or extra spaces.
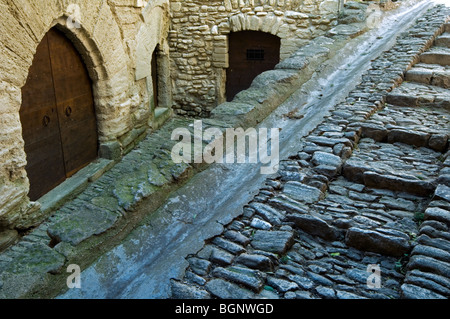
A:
65,106,72,117
42,115,50,127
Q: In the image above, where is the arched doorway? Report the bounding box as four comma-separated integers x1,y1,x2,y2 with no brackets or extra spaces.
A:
226,31,281,102
20,28,98,201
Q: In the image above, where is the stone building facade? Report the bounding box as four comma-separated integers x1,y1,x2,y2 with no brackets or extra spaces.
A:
169,0,341,117
0,0,171,233
0,0,341,241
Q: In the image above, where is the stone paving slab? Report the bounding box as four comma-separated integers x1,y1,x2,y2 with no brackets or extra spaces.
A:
406,63,450,88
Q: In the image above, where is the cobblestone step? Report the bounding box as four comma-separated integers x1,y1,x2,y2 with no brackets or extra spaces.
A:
420,46,450,66
405,63,450,88
386,82,450,109
435,32,450,47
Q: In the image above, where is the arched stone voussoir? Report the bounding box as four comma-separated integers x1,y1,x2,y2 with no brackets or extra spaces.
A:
228,13,286,39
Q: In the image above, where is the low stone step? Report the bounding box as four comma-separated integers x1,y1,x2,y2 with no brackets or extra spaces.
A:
342,140,444,191
405,64,450,89
435,32,450,48
420,47,450,66
386,82,450,109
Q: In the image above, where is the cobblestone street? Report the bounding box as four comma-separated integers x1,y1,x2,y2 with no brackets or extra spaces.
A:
171,5,450,299
0,1,449,301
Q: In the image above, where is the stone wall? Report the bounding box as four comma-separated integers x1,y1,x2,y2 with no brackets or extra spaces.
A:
169,0,341,117
0,0,170,230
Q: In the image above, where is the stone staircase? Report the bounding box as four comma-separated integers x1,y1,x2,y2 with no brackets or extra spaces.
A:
171,12,450,300
386,23,450,299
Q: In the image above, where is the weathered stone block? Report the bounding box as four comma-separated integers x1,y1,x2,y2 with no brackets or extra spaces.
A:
345,227,410,257
387,129,430,147
312,151,342,167
212,266,265,292
287,213,339,241
434,184,450,203
360,123,388,142
282,181,324,203
428,134,449,152
235,253,274,271
170,280,211,299
251,230,294,254
205,279,254,299
363,171,435,197
47,204,120,246
401,283,446,299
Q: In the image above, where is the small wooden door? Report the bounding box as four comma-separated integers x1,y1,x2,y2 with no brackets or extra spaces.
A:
226,31,281,102
20,28,98,201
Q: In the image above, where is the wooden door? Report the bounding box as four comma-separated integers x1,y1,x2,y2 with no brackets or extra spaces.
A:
20,28,98,201
226,31,281,102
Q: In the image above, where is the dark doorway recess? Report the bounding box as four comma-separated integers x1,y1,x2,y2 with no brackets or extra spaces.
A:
226,31,281,102
151,47,159,109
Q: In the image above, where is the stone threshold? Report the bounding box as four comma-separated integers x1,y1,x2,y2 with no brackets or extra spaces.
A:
0,1,442,299
38,159,115,219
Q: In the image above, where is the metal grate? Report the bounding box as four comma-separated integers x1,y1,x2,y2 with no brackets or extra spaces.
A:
246,49,265,61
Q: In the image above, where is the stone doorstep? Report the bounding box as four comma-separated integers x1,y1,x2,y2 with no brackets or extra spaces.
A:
38,158,115,218
152,107,173,131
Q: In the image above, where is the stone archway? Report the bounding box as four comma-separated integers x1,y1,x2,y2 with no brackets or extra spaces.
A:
0,1,131,229
227,12,292,58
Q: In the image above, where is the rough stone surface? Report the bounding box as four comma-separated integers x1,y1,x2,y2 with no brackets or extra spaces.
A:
282,182,324,204
345,227,410,257
47,205,120,246
170,280,211,299
251,230,295,255
169,0,342,117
